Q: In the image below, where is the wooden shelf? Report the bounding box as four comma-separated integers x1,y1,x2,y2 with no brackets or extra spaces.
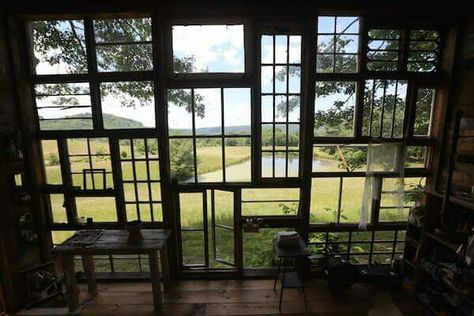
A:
424,231,461,252
403,258,416,269
9,202,31,217
406,238,420,248
426,191,474,211
0,160,25,174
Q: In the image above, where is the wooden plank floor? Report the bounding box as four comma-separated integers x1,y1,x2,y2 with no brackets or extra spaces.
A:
76,279,430,316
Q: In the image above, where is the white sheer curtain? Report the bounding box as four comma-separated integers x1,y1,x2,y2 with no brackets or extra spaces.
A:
359,142,406,229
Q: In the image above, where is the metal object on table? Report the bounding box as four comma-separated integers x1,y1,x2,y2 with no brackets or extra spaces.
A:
273,237,310,312
63,230,103,248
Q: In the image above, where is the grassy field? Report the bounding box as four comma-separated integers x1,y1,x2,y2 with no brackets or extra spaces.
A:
44,139,420,269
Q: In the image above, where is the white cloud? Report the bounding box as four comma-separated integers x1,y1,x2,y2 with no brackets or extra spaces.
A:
172,25,244,72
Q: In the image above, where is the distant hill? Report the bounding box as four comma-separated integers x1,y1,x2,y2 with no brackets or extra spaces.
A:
40,113,144,130
170,124,299,135
41,114,300,133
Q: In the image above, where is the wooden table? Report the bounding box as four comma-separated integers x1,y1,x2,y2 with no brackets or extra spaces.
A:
54,229,171,314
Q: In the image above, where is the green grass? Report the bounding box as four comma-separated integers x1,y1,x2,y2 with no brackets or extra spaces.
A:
45,139,420,269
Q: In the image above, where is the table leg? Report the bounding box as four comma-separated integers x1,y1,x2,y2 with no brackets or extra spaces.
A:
274,257,282,290
279,258,286,312
82,255,97,295
160,243,171,288
149,249,162,311
62,254,80,314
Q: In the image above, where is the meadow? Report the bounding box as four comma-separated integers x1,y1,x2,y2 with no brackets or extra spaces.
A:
42,139,419,270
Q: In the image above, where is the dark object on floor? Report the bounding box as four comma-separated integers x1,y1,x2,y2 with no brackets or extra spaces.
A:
325,256,358,292
325,256,403,292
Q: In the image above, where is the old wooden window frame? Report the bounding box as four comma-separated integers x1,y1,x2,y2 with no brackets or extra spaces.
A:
13,9,447,276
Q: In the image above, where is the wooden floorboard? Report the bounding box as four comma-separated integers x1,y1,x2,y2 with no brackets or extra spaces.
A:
74,279,430,316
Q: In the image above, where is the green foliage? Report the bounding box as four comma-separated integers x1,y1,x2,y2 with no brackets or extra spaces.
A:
46,153,59,166
33,19,206,118
169,140,194,181
279,202,298,215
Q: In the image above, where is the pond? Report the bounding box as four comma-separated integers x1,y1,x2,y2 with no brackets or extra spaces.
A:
196,156,335,182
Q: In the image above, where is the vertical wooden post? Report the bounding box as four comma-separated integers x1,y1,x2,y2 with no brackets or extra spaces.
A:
148,249,162,310
160,243,171,287
82,255,97,295
62,254,80,313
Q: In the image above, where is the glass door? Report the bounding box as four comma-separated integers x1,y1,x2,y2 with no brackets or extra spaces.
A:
178,189,237,270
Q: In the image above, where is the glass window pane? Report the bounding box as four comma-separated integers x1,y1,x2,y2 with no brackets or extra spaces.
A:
367,29,400,72
182,231,205,265
172,25,244,73
94,18,153,72
310,178,340,223
194,89,221,136
289,36,301,63
363,79,407,138
197,138,223,182
314,81,356,137
168,89,193,136
50,194,67,223
76,197,117,222
67,138,113,190
179,193,204,230
224,88,251,135
313,144,367,172
100,81,155,129
317,16,359,73
261,35,273,64
242,188,299,216
41,140,62,184
31,20,87,75
340,177,365,223
169,139,195,183
225,138,251,182
35,83,93,131
414,88,435,136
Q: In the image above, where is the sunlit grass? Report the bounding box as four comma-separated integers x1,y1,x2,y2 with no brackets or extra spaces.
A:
45,139,418,268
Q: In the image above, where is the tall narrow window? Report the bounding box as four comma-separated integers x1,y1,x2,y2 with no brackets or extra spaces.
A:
408,30,440,72
316,16,360,73
414,88,436,136
41,140,62,185
260,34,301,178
120,138,162,222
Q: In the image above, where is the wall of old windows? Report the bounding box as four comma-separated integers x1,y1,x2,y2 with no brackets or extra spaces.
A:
26,12,443,274
308,16,439,264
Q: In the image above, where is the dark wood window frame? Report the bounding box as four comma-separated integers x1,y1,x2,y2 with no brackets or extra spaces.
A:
15,11,447,275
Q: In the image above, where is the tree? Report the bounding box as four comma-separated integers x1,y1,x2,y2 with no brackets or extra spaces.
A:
32,19,205,115
169,140,194,181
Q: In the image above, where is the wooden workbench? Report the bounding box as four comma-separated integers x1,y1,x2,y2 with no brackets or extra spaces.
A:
54,229,171,314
